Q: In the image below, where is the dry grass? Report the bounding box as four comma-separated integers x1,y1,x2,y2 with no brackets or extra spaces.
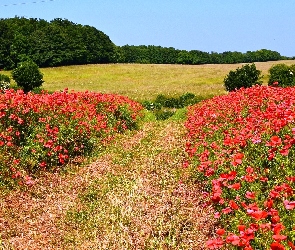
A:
3,60,292,102
0,121,216,249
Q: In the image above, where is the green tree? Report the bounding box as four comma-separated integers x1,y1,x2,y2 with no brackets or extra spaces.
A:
268,64,295,87
224,63,262,92
12,59,44,93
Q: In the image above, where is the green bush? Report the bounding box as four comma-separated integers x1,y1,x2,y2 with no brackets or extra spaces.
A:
268,63,295,87
154,109,175,120
0,74,10,91
141,93,203,120
141,100,162,111
12,59,44,93
155,93,199,109
224,63,262,92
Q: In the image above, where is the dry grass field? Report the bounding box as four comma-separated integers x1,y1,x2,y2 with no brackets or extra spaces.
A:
37,60,295,101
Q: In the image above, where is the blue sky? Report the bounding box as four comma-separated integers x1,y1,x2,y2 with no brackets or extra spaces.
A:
1,0,295,56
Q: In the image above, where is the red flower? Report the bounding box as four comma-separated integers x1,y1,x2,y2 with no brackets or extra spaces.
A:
272,215,281,224
270,242,285,250
222,207,232,214
216,228,225,236
226,234,240,246
273,223,285,235
267,135,282,147
229,200,239,210
260,223,271,232
206,238,224,249
237,224,246,232
24,175,35,186
245,191,256,199
228,182,241,190
264,199,274,209
283,200,295,210
273,234,287,242
232,152,244,166
220,170,237,180
247,210,268,220
286,176,295,182
288,241,295,250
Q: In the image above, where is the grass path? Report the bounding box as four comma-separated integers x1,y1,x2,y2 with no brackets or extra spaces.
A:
0,121,216,249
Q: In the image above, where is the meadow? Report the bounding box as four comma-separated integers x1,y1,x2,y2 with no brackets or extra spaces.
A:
39,60,295,101
1,60,295,249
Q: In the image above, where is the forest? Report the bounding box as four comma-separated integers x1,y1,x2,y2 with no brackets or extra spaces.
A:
0,17,292,69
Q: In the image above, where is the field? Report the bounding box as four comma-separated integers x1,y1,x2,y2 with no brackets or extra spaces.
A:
26,60,295,101
1,60,295,249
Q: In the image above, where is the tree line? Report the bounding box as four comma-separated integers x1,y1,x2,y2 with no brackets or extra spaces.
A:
0,17,292,69
0,17,116,69
116,45,286,65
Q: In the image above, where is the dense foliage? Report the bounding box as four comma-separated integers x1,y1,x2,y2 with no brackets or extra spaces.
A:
0,17,287,69
0,17,116,69
12,59,44,92
224,63,262,92
185,86,295,249
116,45,284,65
268,64,295,87
0,89,143,187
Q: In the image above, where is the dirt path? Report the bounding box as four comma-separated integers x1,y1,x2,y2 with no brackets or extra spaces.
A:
0,121,215,249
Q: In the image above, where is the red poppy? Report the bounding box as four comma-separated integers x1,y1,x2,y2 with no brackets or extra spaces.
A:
245,191,256,199
288,241,295,250
206,238,224,249
222,207,232,214
232,152,244,166
226,234,240,245
264,199,274,209
267,135,282,147
247,210,268,220
273,234,287,242
229,200,239,210
216,228,225,236
283,200,295,210
270,242,285,250
228,182,241,190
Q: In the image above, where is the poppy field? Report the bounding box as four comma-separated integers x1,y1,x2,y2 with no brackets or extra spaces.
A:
0,89,143,187
2,61,295,249
185,86,295,249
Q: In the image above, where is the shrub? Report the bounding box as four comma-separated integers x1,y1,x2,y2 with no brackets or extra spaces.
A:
0,74,10,91
155,93,199,109
142,93,203,120
179,92,198,106
224,63,262,92
11,60,44,93
268,63,295,87
141,100,162,111
154,109,175,120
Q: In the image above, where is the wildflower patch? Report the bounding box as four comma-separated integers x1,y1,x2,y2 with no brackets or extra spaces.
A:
185,86,295,249
0,89,143,186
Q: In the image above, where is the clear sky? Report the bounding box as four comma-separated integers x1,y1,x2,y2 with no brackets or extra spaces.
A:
1,0,295,57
